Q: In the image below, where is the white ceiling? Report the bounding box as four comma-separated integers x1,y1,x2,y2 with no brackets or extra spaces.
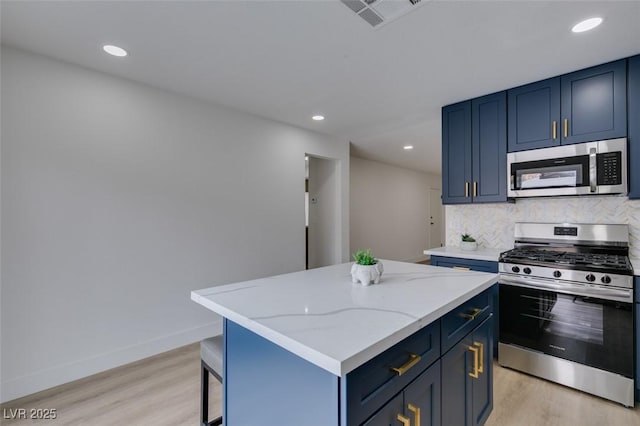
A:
2,1,639,174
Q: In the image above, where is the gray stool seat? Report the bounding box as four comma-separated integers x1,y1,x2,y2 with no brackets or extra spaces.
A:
201,335,223,426
201,335,223,380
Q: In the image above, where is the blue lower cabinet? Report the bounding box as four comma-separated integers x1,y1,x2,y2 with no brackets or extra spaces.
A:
442,316,493,426
363,361,441,426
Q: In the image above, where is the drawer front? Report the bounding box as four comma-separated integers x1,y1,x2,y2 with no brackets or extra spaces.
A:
441,287,493,354
346,320,440,426
431,256,498,273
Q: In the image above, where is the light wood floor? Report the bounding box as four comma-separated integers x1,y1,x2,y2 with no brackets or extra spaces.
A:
2,345,639,425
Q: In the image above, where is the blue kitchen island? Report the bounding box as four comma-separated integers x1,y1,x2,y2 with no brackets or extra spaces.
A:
191,260,497,426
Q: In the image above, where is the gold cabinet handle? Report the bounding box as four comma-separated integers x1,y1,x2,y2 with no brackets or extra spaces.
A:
564,118,568,138
474,341,484,373
390,353,421,376
468,345,480,379
461,307,483,320
552,120,557,139
397,413,411,426
452,266,471,271
408,403,421,426
465,182,469,198
473,181,477,197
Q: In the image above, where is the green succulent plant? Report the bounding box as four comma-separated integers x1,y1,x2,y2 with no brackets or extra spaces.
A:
461,234,476,243
352,249,378,266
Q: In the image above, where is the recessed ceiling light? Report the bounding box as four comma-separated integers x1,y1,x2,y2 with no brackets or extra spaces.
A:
312,115,325,121
103,44,128,57
572,17,603,33
403,145,414,150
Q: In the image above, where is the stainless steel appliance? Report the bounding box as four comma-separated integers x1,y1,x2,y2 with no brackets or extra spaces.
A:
498,222,634,407
507,138,627,198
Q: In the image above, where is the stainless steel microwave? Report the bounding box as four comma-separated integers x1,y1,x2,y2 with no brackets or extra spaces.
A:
507,138,627,198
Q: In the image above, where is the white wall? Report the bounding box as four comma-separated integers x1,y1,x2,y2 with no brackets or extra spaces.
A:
0,46,350,402
446,196,640,258
350,156,440,262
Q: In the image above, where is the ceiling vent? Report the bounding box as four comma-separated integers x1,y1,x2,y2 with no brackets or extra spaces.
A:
341,0,427,28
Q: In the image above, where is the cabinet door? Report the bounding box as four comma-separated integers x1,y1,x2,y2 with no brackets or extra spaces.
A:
507,78,561,152
561,59,627,145
442,316,493,426
441,333,472,426
403,361,441,426
628,56,640,199
472,92,507,203
442,101,472,204
471,316,493,426
361,393,404,426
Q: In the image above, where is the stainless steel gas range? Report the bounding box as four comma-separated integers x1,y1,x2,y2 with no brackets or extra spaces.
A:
498,222,634,407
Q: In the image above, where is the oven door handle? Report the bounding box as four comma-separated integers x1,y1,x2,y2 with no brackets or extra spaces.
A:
499,275,633,303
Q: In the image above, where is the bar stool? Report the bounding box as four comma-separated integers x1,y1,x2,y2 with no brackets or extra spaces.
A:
201,335,223,426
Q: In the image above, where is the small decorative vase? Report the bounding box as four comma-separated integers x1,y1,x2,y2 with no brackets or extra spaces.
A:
460,241,478,251
351,262,384,286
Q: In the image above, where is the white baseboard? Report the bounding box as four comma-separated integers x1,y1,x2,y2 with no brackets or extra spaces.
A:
1,320,222,404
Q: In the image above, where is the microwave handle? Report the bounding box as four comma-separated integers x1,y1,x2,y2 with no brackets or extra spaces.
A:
589,147,597,193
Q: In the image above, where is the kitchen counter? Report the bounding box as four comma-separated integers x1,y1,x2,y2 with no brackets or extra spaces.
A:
424,246,508,262
191,259,497,376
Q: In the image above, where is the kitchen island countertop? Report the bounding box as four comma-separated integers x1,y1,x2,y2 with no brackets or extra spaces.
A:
191,260,497,377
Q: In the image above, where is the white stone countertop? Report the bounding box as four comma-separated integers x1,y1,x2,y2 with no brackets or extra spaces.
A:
424,246,509,262
191,260,497,377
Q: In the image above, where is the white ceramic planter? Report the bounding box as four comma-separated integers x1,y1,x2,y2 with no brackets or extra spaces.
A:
351,262,384,286
460,241,478,251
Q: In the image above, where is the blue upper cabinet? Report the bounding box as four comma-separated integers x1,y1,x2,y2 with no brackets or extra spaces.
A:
628,55,640,200
560,60,627,145
507,59,627,152
507,78,561,152
442,94,507,205
472,92,507,203
442,101,472,204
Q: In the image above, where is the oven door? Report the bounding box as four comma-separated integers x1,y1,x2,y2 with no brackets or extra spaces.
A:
499,282,633,377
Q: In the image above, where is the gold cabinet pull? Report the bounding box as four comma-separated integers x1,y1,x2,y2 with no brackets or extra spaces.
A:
397,413,411,426
564,118,568,138
408,403,421,426
473,181,477,197
468,345,480,379
474,341,484,373
465,182,469,198
461,307,483,320
452,266,471,271
390,353,422,376
552,120,557,139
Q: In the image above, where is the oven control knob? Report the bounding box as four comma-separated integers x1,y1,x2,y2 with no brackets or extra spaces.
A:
586,274,596,282
553,270,562,278
601,275,612,284
511,266,520,273
523,267,532,274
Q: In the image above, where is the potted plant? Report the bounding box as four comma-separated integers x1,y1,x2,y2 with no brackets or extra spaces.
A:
461,234,478,251
351,249,384,286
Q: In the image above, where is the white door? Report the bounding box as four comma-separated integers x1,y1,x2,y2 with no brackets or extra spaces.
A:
428,189,444,248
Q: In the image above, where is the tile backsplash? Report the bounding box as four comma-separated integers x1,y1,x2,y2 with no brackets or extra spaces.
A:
446,196,640,259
